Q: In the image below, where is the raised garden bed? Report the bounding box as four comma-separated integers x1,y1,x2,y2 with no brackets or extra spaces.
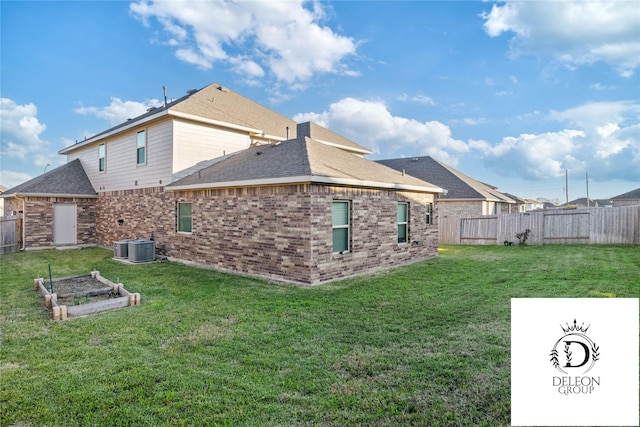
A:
34,271,140,320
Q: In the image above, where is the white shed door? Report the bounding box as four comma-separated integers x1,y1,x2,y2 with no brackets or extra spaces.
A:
54,204,77,245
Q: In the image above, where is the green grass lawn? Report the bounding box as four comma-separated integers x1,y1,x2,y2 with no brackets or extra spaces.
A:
1,245,638,426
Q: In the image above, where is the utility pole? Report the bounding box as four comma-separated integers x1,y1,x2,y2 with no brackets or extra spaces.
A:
565,169,569,205
586,172,589,207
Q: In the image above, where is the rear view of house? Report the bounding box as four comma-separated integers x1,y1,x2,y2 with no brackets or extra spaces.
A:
2,83,443,285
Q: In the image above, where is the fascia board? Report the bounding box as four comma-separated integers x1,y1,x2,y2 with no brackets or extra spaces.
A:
1,193,98,199
439,197,515,203
167,175,444,193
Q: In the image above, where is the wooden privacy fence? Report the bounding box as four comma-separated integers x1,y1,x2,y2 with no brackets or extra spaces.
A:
0,216,22,254
439,205,640,245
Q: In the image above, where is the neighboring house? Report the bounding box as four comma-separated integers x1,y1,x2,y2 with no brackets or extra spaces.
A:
0,185,6,216
376,156,516,217
610,188,640,207
562,198,613,208
1,82,443,285
524,199,545,211
502,193,527,212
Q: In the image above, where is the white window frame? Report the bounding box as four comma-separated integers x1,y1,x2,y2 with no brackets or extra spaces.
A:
177,202,192,234
425,203,433,225
98,144,106,172
398,202,409,244
332,200,350,254
136,130,147,165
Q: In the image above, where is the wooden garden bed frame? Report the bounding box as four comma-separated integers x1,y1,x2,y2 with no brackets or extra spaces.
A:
34,271,140,320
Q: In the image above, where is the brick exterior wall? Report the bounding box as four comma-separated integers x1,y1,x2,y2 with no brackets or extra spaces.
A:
96,185,438,285
3,196,96,248
439,200,513,217
438,200,485,217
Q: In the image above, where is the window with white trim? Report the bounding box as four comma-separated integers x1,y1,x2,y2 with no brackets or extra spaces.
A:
136,130,146,165
177,202,192,233
98,144,105,172
425,203,433,225
332,201,350,253
398,202,408,243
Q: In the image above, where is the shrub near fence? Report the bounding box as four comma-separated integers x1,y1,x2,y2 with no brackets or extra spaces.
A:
439,205,640,245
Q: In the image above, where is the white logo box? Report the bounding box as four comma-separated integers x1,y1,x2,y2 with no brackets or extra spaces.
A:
511,298,639,426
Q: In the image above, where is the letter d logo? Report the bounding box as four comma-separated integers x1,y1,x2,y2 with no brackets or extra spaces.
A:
564,340,590,368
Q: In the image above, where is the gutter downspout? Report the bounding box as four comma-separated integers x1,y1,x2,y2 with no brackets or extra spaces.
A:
16,194,26,250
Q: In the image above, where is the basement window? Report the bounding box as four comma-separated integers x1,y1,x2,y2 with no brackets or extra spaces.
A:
398,202,408,244
332,201,350,253
136,130,146,165
177,202,192,233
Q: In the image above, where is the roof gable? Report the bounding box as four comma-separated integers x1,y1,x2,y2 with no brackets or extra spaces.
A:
1,159,96,197
59,83,369,156
170,83,297,140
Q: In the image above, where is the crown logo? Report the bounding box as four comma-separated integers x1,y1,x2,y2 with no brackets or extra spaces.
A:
560,319,590,334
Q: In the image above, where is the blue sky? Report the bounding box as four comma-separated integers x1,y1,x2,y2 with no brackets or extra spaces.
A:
2,0,639,202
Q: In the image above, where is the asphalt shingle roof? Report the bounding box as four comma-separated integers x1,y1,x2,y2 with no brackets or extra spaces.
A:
60,83,371,156
376,156,514,202
1,159,96,197
610,187,640,200
168,137,442,192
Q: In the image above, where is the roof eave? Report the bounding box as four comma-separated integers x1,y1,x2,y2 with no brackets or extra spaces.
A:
167,175,444,193
439,197,515,203
0,192,98,199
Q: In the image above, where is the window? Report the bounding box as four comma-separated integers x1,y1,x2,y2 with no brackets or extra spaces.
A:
397,202,408,243
425,203,433,225
177,202,192,233
332,201,350,253
136,130,146,164
98,144,105,172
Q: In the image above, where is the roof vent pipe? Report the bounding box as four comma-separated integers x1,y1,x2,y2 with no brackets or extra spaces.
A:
402,169,405,176
163,86,167,108
286,126,289,139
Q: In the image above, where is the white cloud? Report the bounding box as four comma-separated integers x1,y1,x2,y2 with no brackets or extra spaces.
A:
294,98,469,164
130,0,357,86
481,1,640,76
480,101,640,182
0,98,55,169
398,94,436,105
483,129,586,179
0,98,65,188
74,97,162,126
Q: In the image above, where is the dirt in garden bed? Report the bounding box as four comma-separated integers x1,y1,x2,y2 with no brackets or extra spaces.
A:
46,275,119,305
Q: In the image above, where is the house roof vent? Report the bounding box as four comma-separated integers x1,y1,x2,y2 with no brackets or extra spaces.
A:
187,89,198,95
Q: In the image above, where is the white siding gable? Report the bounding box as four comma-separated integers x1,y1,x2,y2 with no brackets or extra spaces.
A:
68,119,174,191
66,117,257,192
172,118,251,175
